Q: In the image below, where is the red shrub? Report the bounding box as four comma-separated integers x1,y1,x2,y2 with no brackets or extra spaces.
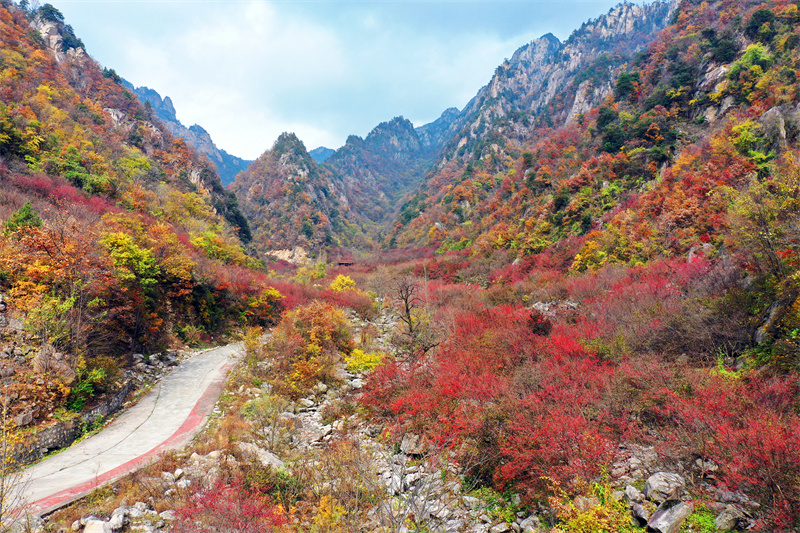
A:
654,373,800,531
173,478,286,532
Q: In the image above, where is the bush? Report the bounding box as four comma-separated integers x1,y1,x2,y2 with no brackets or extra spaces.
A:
328,274,356,292
268,301,353,399
344,349,386,373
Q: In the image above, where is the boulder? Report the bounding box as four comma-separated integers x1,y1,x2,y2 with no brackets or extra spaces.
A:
13,410,32,427
107,511,126,530
518,515,542,533
624,485,644,504
644,472,685,503
159,510,177,521
82,519,112,533
647,500,693,533
715,505,745,531
236,441,285,470
631,502,654,525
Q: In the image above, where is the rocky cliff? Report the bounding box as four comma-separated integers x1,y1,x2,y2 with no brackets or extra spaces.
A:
433,1,678,169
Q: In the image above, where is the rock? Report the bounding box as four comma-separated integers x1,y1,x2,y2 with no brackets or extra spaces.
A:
0,367,13,378
161,471,176,483
173,468,184,480
81,519,112,533
176,478,192,489
715,505,745,531
71,520,81,531
462,496,481,509
573,495,599,512
236,441,285,470
113,505,143,519
625,485,644,504
159,510,177,521
297,398,315,409
134,502,149,513
694,457,719,474
400,433,429,456
13,410,33,427
278,412,301,429
490,523,512,533
631,502,653,525
644,472,685,503
518,515,542,533
107,511,126,530
647,500,693,533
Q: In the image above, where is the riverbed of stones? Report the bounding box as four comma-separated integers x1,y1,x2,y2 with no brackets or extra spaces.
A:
46,308,756,533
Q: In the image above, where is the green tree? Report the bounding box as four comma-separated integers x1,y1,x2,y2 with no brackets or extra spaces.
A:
4,201,42,234
38,3,64,23
100,232,160,289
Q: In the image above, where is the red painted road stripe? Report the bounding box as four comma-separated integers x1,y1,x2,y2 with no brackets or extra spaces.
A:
25,358,236,516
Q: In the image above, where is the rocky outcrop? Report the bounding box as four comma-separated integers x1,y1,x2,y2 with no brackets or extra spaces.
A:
432,1,677,168
70,502,177,533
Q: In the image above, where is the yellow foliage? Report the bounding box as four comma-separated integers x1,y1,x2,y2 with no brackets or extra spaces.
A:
549,482,641,533
344,349,386,373
313,494,345,531
329,274,356,292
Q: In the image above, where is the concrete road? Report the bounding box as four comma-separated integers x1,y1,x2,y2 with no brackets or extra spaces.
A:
12,343,242,517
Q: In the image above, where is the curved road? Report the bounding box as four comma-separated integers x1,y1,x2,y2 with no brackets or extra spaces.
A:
13,343,242,517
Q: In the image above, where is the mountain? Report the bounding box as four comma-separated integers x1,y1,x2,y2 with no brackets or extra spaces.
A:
233,114,455,255
388,0,678,248
126,84,253,185
323,116,438,224
233,133,369,255
309,146,335,163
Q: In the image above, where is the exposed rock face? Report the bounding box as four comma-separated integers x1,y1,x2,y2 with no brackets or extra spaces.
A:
432,1,677,168
415,107,461,151
126,84,252,185
31,15,87,63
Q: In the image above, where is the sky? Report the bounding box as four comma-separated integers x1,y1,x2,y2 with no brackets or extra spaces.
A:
47,0,640,160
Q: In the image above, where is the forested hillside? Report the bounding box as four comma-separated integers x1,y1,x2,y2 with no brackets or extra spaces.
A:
0,0,279,423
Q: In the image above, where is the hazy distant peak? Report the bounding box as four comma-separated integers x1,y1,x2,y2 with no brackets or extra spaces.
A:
309,147,335,163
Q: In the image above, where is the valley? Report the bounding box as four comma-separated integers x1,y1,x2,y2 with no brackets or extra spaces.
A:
1,0,799,532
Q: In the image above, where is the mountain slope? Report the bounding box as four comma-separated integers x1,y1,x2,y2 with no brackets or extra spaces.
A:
323,116,437,224
0,0,277,376
388,0,678,247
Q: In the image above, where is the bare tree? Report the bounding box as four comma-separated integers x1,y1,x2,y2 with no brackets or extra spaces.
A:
391,277,441,361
